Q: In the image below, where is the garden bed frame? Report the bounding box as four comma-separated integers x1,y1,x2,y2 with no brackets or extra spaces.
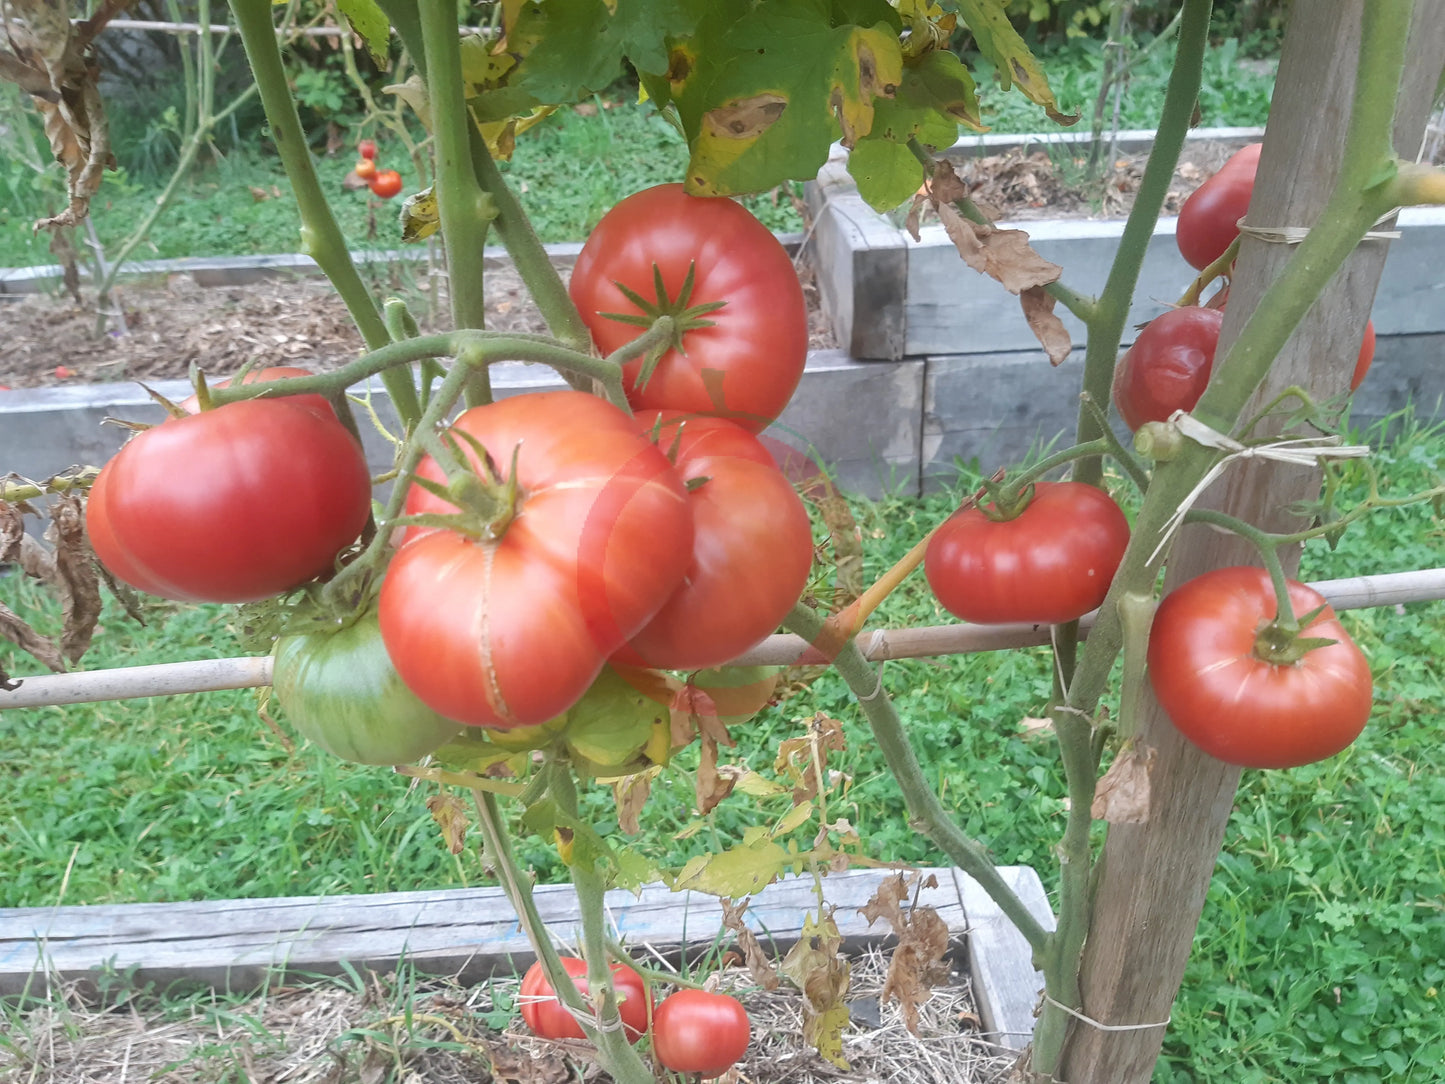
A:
0,865,1052,1053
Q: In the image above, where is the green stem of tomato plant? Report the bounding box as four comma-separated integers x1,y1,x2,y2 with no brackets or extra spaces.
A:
418,0,497,409
1069,0,1214,491
1028,4,1420,1074
781,603,1051,957
549,763,658,1084
1176,235,1242,307
227,0,423,431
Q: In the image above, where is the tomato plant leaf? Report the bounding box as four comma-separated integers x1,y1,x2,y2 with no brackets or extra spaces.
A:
564,665,663,770
935,199,1062,294
656,1,904,197
780,909,852,1068
50,495,101,663
1020,284,1072,365
336,0,391,67
426,792,470,854
720,897,782,990
1091,743,1156,824
948,0,1075,125
671,838,794,896
846,136,924,213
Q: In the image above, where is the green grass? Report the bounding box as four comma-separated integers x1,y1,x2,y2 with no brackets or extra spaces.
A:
2,419,1441,1082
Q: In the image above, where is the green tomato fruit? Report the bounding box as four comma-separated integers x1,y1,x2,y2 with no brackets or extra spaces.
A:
272,612,462,765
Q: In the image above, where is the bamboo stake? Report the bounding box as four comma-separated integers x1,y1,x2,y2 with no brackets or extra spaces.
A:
4,568,1443,711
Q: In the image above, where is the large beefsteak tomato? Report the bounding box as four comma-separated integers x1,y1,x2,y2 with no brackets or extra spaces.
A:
568,184,808,433
379,391,693,728
925,482,1130,625
86,398,372,602
614,411,814,671
1148,566,1373,769
651,989,751,1076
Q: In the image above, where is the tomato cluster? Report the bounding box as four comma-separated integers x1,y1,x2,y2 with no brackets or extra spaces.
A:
519,957,750,1077
1115,141,1375,427
353,136,402,199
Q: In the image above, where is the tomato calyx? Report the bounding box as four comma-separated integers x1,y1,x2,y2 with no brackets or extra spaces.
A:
976,480,1035,522
601,262,727,389
1252,604,1339,666
401,439,523,541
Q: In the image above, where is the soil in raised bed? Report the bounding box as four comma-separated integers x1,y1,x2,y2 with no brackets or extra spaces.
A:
0,948,1018,1084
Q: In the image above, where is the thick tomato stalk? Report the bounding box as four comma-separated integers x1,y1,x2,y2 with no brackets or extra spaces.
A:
378,391,693,729
568,184,808,433
519,957,651,1042
86,398,372,603
612,411,814,671
925,481,1130,625
1147,566,1373,769
271,610,461,765
651,989,751,1076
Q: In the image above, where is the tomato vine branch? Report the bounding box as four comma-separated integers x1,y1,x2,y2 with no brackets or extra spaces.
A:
418,0,496,408
781,603,1051,958
228,0,423,429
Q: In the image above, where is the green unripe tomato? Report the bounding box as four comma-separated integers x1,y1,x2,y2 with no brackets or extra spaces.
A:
272,612,462,765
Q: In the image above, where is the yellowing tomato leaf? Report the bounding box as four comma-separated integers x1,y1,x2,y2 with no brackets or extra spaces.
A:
336,0,391,67
781,910,852,1068
671,839,793,897
953,0,1075,124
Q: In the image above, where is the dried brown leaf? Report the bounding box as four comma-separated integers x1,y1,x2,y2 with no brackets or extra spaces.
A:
0,503,25,563
612,771,652,836
819,494,863,605
881,904,951,1034
1091,744,1156,824
720,897,781,990
780,909,852,1069
860,872,909,934
426,792,469,854
1021,285,1073,366
0,599,65,673
903,191,927,242
774,713,847,804
930,158,969,205
935,202,1063,295
696,732,737,815
50,495,101,662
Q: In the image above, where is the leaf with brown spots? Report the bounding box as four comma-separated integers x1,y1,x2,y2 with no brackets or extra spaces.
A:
780,909,852,1069
426,793,470,855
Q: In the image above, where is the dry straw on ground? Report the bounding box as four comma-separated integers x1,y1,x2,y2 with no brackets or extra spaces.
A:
0,946,1017,1084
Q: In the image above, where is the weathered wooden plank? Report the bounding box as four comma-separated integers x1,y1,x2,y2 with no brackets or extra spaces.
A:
957,865,1054,1051
1,865,1046,1049
805,153,910,360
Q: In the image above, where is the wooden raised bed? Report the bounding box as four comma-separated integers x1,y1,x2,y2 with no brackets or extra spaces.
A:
0,865,1052,1052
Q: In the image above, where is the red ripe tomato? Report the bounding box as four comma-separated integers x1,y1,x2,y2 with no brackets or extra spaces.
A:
1176,142,1263,270
1148,566,1373,768
651,989,751,1076
358,138,377,161
925,481,1130,625
1351,319,1375,391
86,399,372,602
379,391,693,728
354,157,378,181
568,184,808,433
519,957,651,1042
180,365,332,420
1112,306,1224,430
369,169,402,199
613,411,814,670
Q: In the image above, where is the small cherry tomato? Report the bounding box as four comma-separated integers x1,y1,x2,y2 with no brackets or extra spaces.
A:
651,989,751,1076
369,169,402,199
1351,319,1376,391
354,158,378,181
519,957,651,1042
358,138,377,160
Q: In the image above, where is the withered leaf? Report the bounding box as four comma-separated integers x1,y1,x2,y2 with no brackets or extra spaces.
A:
930,158,969,205
720,897,781,991
1091,744,1156,824
860,872,951,1034
780,909,852,1069
935,202,1063,295
50,496,101,662
612,770,652,836
1021,285,1073,366
0,600,65,673
903,190,928,242
774,713,847,805
0,503,25,563
426,792,469,854
695,731,737,816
